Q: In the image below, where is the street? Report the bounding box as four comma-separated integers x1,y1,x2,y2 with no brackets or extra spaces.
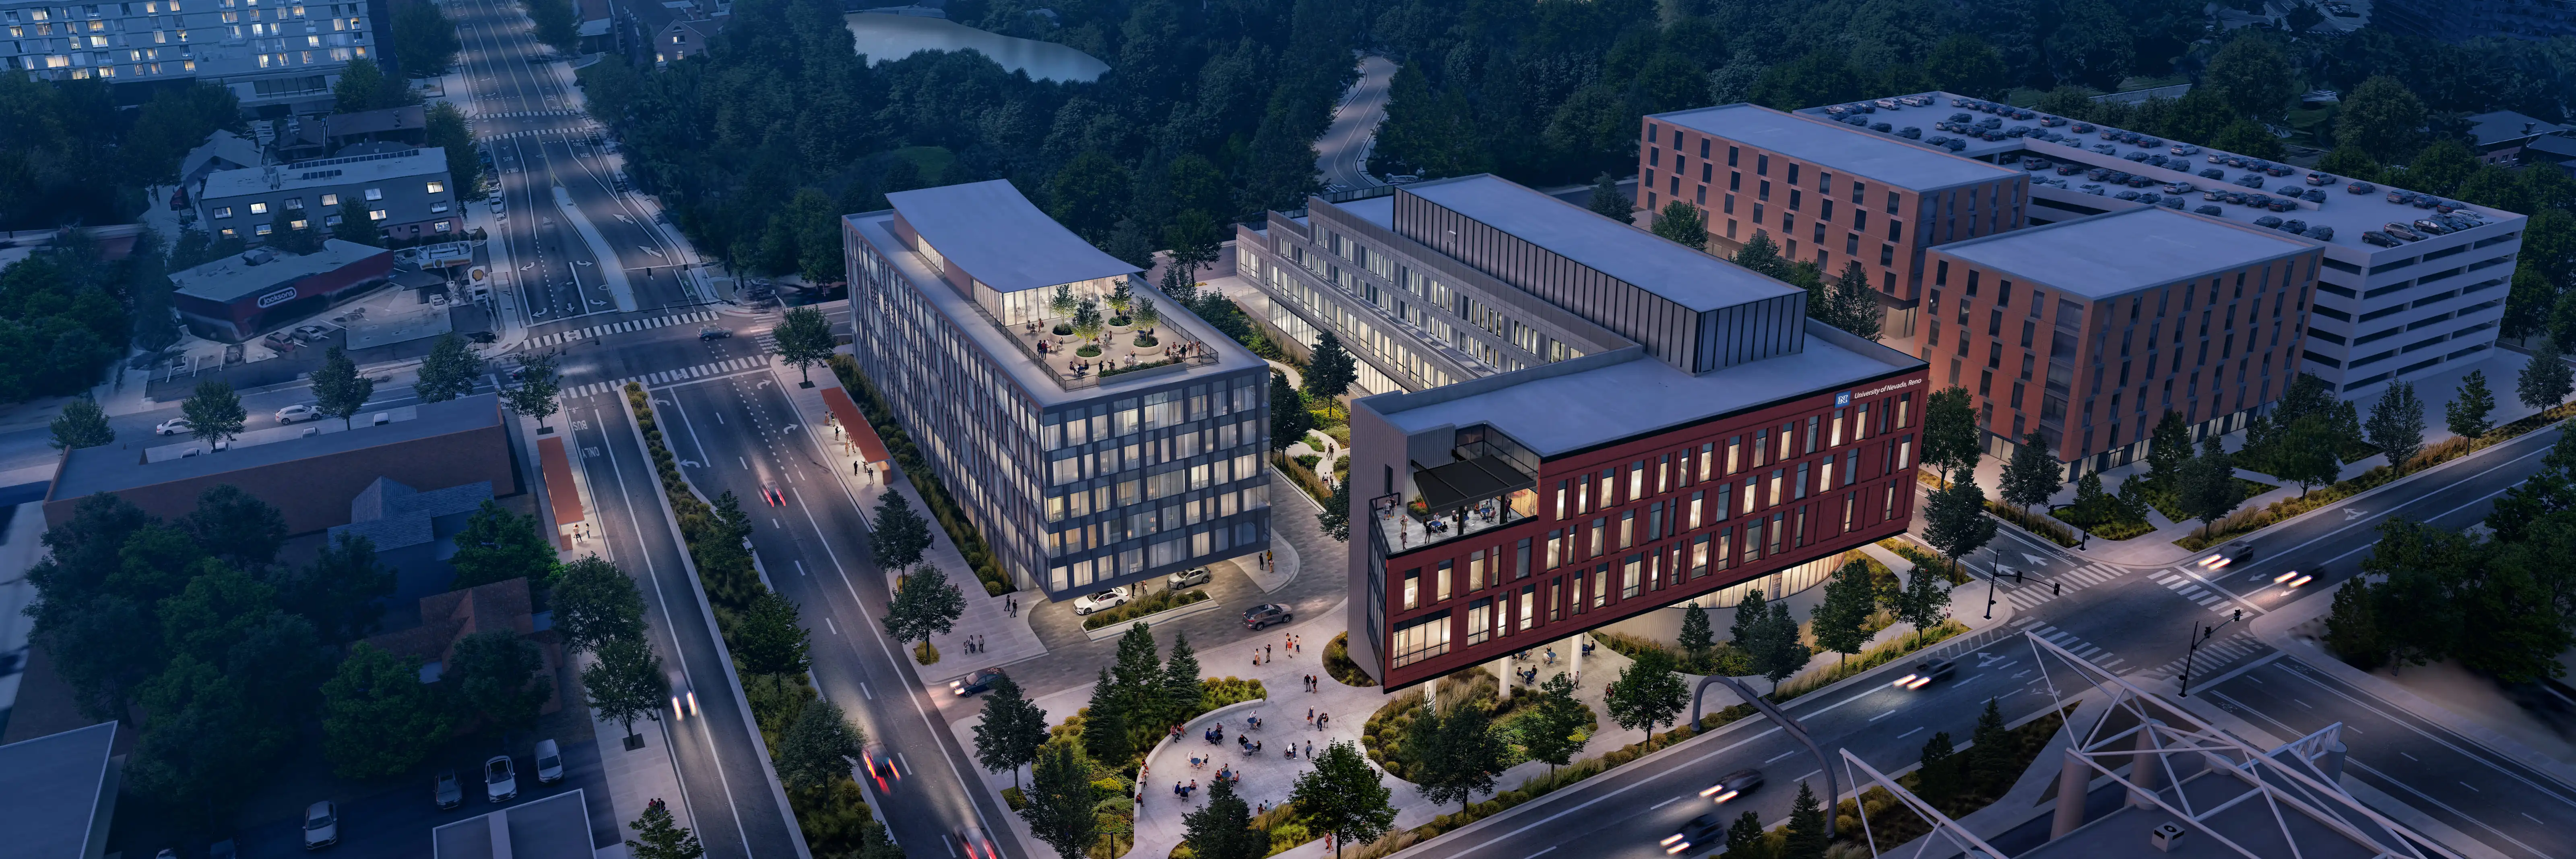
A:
1317,56,1397,190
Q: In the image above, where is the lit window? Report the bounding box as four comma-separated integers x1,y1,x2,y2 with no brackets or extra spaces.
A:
284,197,303,210
254,223,271,235
321,193,338,206
289,219,307,230
430,202,450,213
219,228,235,238
324,214,342,226
248,201,267,214
213,206,233,218
424,180,444,194
433,221,452,232
363,187,382,201
367,209,386,221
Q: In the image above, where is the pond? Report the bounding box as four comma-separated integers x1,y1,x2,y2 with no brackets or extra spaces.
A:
841,13,1109,83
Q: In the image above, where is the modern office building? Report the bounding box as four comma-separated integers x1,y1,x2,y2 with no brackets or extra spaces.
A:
1227,176,1926,689
0,0,380,113
195,147,460,243
1923,206,2322,475
842,180,1274,599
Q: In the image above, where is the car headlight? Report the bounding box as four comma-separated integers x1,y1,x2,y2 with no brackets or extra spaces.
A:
1713,790,1740,803
1660,834,1685,846
1893,674,1919,688
1907,677,1933,689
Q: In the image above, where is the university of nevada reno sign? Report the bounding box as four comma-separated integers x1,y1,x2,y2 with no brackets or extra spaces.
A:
256,286,299,308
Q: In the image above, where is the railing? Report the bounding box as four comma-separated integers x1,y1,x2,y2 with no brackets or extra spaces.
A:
961,279,1218,391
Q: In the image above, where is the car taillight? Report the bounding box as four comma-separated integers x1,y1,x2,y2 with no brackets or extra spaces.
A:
1893,674,1918,688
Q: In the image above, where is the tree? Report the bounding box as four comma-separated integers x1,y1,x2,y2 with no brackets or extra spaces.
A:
415,333,484,403
1998,432,2060,516
2203,33,2296,122
1183,770,1266,859
523,0,578,52
1304,332,1359,412
1585,173,1634,221
1650,201,1707,251
777,698,867,793
1925,33,2007,98
1081,667,1135,766
1160,632,1204,723
321,642,456,778
1521,672,1589,775
1922,386,1979,483
1725,811,1767,857
502,350,564,428
868,490,934,573
2211,119,2285,160
449,629,552,734
2337,76,2426,163
1731,230,1792,281
2146,410,2193,488
270,531,396,642
1678,602,1714,663
1110,621,1163,708
973,675,1049,789
1604,646,1688,733
1292,740,1396,859
1269,371,1313,452
426,101,481,193
449,499,557,588
49,395,112,450
1048,151,1131,244
553,554,645,656
332,205,383,246
1967,699,2015,793
1022,742,1101,859
184,483,289,568
1782,782,1830,859
1408,698,1504,814
2324,578,2386,669
1922,476,1997,581
1751,598,1810,694
2181,434,2244,537
1729,588,1772,663
2318,145,2384,184
312,346,378,429
2518,339,2572,410
1892,562,1955,648
1317,473,1351,541
332,58,411,113
736,588,812,675
1914,731,1963,805
883,563,966,645
2359,518,2473,671
1821,261,1885,341
182,378,247,447
582,635,668,744
1748,49,1866,111
127,655,293,818
773,306,835,385
2366,380,2425,471
2271,415,2345,496
1810,560,1876,667
627,801,706,859
2448,370,2496,439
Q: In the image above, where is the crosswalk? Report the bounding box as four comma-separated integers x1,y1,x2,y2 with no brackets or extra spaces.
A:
559,355,774,399
481,127,589,141
1995,560,2131,610
2009,616,2126,669
478,109,588,119
524,310,720,349
2149,568,2250,615
2140,628,2266,681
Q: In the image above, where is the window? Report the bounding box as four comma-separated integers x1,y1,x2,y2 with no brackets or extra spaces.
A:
424,180,444,194
367,209,386,221
288,219,307,230
362,187,382,201
1621,557,1642,598
248,201,268,215
320,193,339,206
1519,586,1536,631
213,206,234,218
1403,568,1420,610
1389,611,1450,668
433,221,452,232
1467,598,1493,646
254,223,272,236
1437,560,1453,601
1618,511,1634,549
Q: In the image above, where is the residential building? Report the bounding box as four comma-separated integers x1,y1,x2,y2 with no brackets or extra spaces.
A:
196,147,459,244
842,180,1274,599
574,0,613,53
2465,109,2573,164
330,476,500,603
1923,206,2323,476
1236,175,1926,689
322,103,427,149
0,722,119,859
361,576,560,710
169,238,390,339
653,12,721,64
1779,92,2525,406
0,0,380,113
1639,103,2033,347
2373,0,2576,41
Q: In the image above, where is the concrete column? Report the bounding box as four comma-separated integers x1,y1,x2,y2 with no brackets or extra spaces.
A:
2322,741,2348,784
1573,633,1583,687
1424,674,1437,712
2050,746,2090,839
2130,720,2165,809
1496,654,1513,702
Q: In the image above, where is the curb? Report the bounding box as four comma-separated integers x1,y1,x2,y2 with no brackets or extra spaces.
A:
1080,596,1226,642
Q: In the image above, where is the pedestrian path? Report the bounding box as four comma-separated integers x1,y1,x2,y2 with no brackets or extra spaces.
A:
2138,628,2265,681
2149,567,2251,615
524,309,720,349
2008,616,2126,670
560,355,771,398
1995,560,2132,610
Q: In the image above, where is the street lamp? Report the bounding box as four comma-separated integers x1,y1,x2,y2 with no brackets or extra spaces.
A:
2177,608,2245,698
1692,675,1838,840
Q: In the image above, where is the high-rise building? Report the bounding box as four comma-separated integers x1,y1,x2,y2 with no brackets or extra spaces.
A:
842,180,1276,599
1,0,382,113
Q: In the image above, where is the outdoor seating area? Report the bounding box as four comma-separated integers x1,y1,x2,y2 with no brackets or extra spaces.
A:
1373,490,1531,552
1011,316,1217,382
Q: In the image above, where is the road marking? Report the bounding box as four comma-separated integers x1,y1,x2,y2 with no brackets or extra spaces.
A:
2294,698,2313,708
1869,710,1895,722
2460,781,2480,792
1897,727,1924,739
1650,796,1682,810
794,559,806,576
2401,752,2418,761
898,752,914,775
860,682,873,700
1525,848,1557,859
2525,812,2543,824
825,617,837,634
1766,749,1800,763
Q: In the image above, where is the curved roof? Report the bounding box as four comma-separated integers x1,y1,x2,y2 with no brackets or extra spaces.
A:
886,180,1139,293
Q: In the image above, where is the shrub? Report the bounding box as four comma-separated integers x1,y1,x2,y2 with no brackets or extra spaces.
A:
1079,587,1211,630
833,356,1013,595
1323,632,1376,687
914,640,939,664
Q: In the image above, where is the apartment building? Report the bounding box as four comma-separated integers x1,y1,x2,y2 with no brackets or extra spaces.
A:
843,180,1274,599
1921,206,2322,474
1,0,380,113
196,147,458,242
1787,92,2526,406
1638,103,2032,345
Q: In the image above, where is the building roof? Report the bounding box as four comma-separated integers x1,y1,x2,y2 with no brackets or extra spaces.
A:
181,129,265,181
0,722,118,859
1931,206,2317,300
1397,175,1804,313
330,477,494,551
51,394,504,501
2466,109,2571,147
537,435,586,531
431,790,597,859
323,105,427,139
885,180,1141,294
200,147,449,201
361,575,535,674
1366,321,1921,457
170,239,392,303
1650,103,2023,190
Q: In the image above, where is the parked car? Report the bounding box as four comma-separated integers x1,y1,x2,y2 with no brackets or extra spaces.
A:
1661,814,1727,855
1242,603,1291,630
1894,658,1956,690
154,417,194,436
294,324,331,343
534,739,564,784
1698,768,1764,803
860,743,901,793
301,801,340,850
1167,567,1211,589
485,755,518,803
950,667,1007,696
275,404,321,424
1072,586,1131,615
435,770,462,809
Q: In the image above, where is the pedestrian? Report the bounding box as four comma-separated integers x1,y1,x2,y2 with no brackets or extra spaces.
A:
1266,644,1273,661
2052,580,2062,596
1307,707,1314,727
1305,740,1312,758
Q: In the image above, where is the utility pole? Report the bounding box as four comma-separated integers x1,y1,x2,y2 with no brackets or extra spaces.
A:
2178,608,2245,698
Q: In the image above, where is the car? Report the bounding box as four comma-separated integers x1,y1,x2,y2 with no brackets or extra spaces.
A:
859,743,901,793
958,826,1001,859
2198,541,2255,571
699,326,732,340
1072,586,1132,615
1697,768,1764,803
1242,603,1291,630
760,483,786,507
1167,567,1211,589
489,198,505,213
1661,813,1728,855
295,324,331,343
155,417,194,436
275,404,321,423
534,739,564,784
435,769,463,809
301,801,339,850
1893,658,1956,690
951,667,1007,696
485,754,518,803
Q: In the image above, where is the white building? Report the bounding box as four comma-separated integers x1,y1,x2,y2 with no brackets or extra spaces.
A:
0,0,380,114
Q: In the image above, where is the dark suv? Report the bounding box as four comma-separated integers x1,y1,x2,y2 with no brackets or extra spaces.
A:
1242,603,1292,630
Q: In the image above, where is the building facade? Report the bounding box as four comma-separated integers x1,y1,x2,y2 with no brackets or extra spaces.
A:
196,147,458,242
843,180,1274,599
1,0,379,113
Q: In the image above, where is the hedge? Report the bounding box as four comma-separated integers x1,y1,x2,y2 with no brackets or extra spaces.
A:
831,355,1014,596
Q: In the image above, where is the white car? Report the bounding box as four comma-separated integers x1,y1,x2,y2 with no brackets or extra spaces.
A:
485,755,517,803
275,404,322,423
534,739,564,784
1071,586,1131,615
301,801,339,850
154,417,194,436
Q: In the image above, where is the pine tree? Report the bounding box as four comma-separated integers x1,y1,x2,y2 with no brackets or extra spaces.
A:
1754,599,1811,694
1318,475,1351,541
2447,369,2496,439
1304,332,1360,413
1810,560,1876,667
1160,632,1203,724
1968,698,2015,794
1182,773,1266,859
1082,668,1134,767
2323,579,2386,670
1915,731,1962,806
973,675,1049,789
1021,742,1101,859
1678,602,1715,664
1724,811,1767,857
1922,386,1981,483
1268,371,1313,452
627,801,707,859
2518,338,2572,410
1585,172,1635,221
2365,380,2425,471
869,491,934,572
2146,410,2192,489
1824,260,1886,341
1781,782,1830,859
